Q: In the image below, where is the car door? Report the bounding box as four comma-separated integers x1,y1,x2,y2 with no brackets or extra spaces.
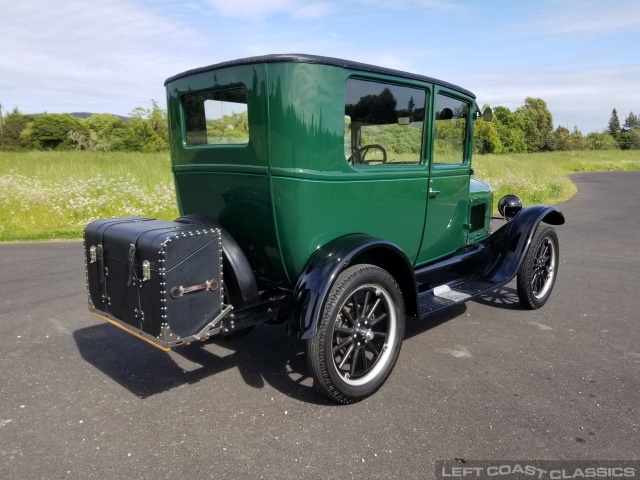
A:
415,88,474,265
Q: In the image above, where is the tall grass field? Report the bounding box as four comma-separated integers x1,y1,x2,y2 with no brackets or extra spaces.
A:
1,149,639,241
0,151,178,241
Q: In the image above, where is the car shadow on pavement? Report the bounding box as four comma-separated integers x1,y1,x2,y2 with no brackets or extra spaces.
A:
404,303,468,339
471,285,524,310
75,294,496,403
73,322,332,405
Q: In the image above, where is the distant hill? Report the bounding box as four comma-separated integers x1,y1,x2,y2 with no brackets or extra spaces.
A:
69,112,130,122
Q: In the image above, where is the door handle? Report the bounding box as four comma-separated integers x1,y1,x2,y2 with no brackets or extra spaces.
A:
429,188,441,198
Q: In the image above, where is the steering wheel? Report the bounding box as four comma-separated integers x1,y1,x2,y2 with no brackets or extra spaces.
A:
347,144,387,165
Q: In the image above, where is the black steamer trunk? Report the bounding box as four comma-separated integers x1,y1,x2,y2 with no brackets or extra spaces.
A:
84,218,225,349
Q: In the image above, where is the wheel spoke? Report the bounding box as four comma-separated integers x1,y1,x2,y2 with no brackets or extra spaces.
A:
333,337,353,353
360,346,368,371
531,271,539,290
338,344,355,369
371,331,387,338
350,346,361,376
361,291,371,319
366,339,380,357
370,312,387,327
538,242,548,261
334,327,352,335
352,291,360,318
368,298,381,319
341,306,356,326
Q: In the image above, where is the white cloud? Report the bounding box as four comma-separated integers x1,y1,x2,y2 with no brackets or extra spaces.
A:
465,64,640,133
0,0,203,114
1,0,636,134
206,0,294,19
206,0,334,20
206,0,461,21
292,2,335,20
356,0,465,13
523,0,640,36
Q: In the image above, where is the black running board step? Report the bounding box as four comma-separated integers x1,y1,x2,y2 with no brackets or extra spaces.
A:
418,277,504,320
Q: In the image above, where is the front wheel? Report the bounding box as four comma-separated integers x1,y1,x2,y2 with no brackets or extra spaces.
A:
307,264,405,404
517,225,559,309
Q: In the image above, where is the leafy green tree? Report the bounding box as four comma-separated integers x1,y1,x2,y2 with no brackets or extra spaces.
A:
492,106,527,153
549,125,571,151
619,130,640,150
607,108,621,139
585,132,618,150
516,97,553,152
0,107,34,150
68,114,129,151
622,111,639,132
87,114,128,150
346,88,398,124
569,127,586,150
205,111,249,143
549,126,585,151
473,118,502,154
123,100,169,152
22,113,87,150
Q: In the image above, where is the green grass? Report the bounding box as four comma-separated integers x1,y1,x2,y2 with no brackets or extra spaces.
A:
0,151,178,241
473,150,640,209
1,149,640,241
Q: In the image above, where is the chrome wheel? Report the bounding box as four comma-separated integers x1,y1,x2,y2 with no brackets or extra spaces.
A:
517,226,560,310
307,264,405,403
531,236,556,299
331,284,397,386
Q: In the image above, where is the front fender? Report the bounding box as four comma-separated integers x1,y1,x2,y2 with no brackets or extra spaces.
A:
478,205,565,285
287,234,415,340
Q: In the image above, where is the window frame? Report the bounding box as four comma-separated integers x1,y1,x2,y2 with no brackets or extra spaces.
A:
181,83,250,149
343,74,432,171
429,88,473,170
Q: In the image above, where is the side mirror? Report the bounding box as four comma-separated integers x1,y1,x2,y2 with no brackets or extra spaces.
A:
482,107,493,122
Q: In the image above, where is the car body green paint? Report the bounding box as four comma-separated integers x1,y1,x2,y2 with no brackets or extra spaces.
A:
165,55,491,289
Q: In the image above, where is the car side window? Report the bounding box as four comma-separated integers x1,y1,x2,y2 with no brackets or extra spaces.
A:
183,87,249,146
434,93,469,164
344,78,426,165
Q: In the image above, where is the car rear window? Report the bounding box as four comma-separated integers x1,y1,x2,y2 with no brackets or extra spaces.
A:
183,87,249,146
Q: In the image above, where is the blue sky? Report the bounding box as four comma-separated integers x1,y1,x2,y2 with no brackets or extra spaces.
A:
2,0,639,133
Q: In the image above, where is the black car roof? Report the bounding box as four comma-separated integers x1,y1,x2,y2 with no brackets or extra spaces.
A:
164,53,475,99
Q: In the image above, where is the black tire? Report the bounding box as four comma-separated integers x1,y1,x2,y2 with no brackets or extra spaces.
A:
517,225,559,309
307,264,405,404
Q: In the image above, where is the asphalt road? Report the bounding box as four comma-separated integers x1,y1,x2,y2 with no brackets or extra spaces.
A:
1,172,638,480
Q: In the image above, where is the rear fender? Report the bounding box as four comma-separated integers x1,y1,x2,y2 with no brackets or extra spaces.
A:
175,214,259,307
288,234,417,340
478,206,565,284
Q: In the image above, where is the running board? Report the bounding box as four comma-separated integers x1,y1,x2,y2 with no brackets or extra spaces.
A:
418,277,504,320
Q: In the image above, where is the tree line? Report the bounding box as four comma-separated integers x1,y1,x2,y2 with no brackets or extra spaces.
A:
0,101,169,152
1,98,638,153
474,99,640,154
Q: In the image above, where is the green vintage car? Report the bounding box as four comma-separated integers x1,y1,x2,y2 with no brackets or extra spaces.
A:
86,54,564,404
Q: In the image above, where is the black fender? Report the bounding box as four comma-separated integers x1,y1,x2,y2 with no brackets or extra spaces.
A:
175,214,260,307
288,234,418,340
477,205,565,285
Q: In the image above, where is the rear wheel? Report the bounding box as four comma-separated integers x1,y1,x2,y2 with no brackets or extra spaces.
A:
517,226,559,309
307,264,405,404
